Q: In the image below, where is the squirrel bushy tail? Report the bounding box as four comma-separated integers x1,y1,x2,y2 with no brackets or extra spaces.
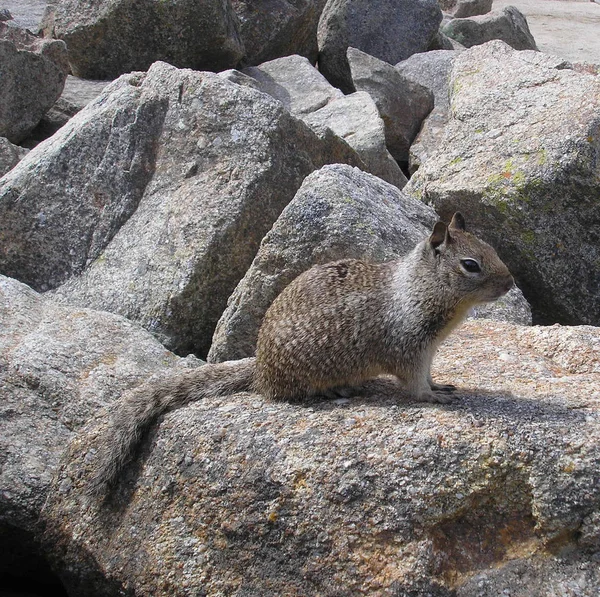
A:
87,357,256,498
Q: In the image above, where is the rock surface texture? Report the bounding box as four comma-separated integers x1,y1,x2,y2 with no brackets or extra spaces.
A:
232,0,328,66
242,54,343,116
0,136,28,177
241,55,405,187
42,0,245,79
450,0,493,18
442,6,538,50
348,47,434,164
317,0,443,92
0,22,68,143
0,275,198,540
0,61,359,357
406,40,600,326
302,91,407,189
41,320,600,596
395,49,457,174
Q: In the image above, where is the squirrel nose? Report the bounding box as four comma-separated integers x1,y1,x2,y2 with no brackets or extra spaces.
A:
503,275,514,293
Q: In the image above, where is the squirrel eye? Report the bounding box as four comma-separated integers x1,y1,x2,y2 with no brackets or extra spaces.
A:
460,258,481,273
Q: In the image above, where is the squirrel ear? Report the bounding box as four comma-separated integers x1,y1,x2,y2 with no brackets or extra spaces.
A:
429,221,447,249
448,212,466,232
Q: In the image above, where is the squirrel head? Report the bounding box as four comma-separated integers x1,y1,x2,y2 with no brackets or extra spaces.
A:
428,212,514,305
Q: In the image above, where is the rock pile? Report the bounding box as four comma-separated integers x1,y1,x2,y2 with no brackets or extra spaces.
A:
1,0,600,595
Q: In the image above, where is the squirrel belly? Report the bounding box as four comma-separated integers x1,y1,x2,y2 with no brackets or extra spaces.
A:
87,212,514,497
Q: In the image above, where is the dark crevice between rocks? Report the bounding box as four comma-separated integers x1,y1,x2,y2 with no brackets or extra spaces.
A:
398,159,411,180
0,524,68,597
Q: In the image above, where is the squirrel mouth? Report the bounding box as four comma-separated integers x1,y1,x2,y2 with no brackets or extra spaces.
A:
492,275,515,300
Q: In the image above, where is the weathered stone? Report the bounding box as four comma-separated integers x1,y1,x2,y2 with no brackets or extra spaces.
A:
428,29,461,51
217,68,264,91
20,76,113,147
240,56,404,184
0,22,68,143
60,75,111,111
41,0,245,79
347,47,434,163
442,6,538,50
302,91,407,188
395,49,457,174
21,98,79,149
208,164,436,362
395,50,457,110
0,70,167,292
317,0,443,93
405,41,600,325
468,285,532,326
232,0,328,66
0,61,360,356
242,54,343,116
0,137,28,177
240,55,404,185
41,320,600,596
451,0,493,18
0,274,198,538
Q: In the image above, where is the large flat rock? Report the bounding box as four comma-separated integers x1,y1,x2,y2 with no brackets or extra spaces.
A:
41,319,600,595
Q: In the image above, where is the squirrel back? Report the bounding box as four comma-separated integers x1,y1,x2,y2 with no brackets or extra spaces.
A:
87,212,513,498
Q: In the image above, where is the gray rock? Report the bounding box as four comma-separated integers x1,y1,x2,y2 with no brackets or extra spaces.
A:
0,136,28,177
0,61,359,357
60,75,111,110
0,70,167,292
348,47,434,163
468,285,532,326
242,54,343,116
317,0,443,93
20,97,79,149
428,29,462,51
208,164,436,362
240,55,405,185
442,5,538,50
232,0,328,66
395,49,457,110
302,91,407,189
240,56,405,185
40,319,600,595
217,68,265,92
20,76,112,147
0,22,68,143
451,0,493,18
395,50,457,174
405,40,600,325
41,0,245,79
0,274,198,537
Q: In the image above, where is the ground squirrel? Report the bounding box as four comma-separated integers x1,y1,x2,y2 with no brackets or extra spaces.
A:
88,212,513,497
